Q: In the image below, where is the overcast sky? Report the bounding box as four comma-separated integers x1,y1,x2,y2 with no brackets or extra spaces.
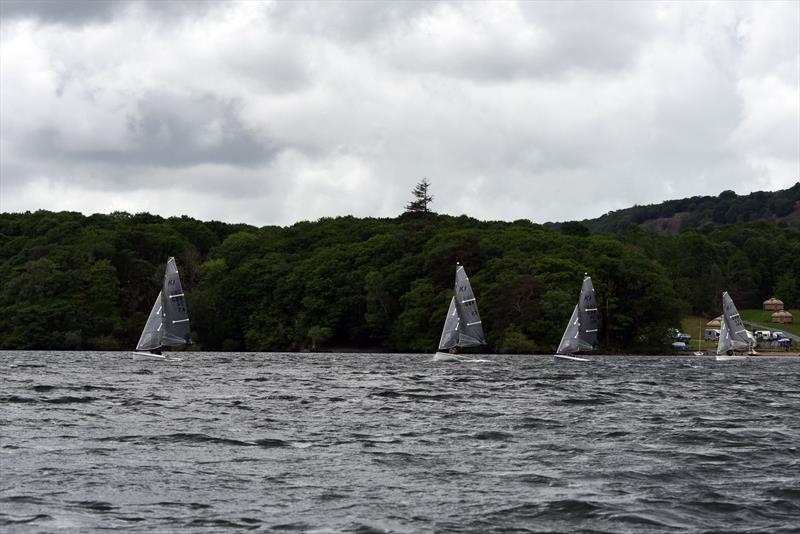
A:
1,0,798,226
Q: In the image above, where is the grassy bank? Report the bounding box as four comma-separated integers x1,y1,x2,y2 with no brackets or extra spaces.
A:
681,311,798,355
679,316,717,351
740,309,800,337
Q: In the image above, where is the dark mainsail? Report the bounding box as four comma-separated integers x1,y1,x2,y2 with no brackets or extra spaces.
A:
578,275,598,348
135,257,191,352
160,257,191,346
453,264,485,347
438,264,486,350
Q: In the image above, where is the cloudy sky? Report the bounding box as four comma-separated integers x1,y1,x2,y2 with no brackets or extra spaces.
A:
1,0,798,226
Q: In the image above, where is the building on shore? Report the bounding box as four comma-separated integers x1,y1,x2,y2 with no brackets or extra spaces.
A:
763,297,784,311
770,310,793,324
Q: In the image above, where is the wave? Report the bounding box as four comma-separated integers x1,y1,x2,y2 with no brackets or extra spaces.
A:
513,472,559,485
473,430,513,441
152,501,211,510
31,384,118,392
1,395,37,403
97,432,290,448
0,514,52,525
44,396,98,404
0,395,98,404
68,500,116,512
601,511,687,529
368,388,461,400
368,451,418,466
253,438,290,448
514,416,563,429
187,517,261,529
486,499,601,521
766,487,800,501
0,496,48,505
559,397,616,405
267,522,313,531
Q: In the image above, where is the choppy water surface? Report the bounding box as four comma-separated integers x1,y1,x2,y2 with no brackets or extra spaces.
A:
2,352,799,533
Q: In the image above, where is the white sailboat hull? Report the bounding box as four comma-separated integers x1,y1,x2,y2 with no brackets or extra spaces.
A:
131,352,183,362
432,352,493,363
554,354,590,362
132,351,166,359
715,354,747,361
433,351,463,362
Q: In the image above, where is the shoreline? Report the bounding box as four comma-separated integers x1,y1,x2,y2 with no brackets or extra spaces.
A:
671,352,799,358
1,350,798,357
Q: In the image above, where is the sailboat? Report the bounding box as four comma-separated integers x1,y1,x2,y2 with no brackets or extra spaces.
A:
554,274,598,362
715,291,753,361
694,326,704,356
132,257,191,361
433,263,489,362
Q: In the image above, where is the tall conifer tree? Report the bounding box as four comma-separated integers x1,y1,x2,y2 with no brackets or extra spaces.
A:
405,178,433,214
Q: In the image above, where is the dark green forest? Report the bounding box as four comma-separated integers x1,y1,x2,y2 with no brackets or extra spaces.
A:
1,203,798,352
552,183,800,235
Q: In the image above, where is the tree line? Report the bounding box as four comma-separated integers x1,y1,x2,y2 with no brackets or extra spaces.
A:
554,182,800,235
0,209,797,352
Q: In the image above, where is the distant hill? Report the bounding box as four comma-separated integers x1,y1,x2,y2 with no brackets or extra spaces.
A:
551,182,800,235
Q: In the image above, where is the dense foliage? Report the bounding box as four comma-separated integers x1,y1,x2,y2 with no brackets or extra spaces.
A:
1,209,798,352
551,182,800,235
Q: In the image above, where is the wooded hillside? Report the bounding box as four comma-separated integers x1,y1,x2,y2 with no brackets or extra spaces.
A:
1,207,797,352
551,182,800,235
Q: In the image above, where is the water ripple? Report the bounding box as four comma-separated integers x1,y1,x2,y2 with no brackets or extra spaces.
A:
2,352,799,532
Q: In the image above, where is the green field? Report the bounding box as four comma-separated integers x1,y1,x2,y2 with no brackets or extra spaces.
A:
679,316,717,351
681,310,798,351
739,309,800,337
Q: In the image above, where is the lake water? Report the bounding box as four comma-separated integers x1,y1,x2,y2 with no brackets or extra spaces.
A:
2,351,799,533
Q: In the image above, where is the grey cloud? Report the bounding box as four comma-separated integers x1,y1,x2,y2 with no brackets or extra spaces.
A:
0,1,797,226
269,1,434,43
516,2,661,74
17,92,278,170
227,42,311,94
117,92,277,168
0,0,125,24
0,0,215,25
381,2,660,81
